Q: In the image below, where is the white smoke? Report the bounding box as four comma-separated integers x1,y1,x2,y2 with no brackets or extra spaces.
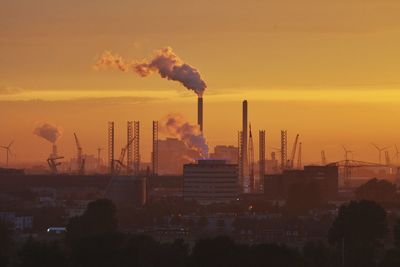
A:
95,47,207,96
33,122,63,144
161,114,208,158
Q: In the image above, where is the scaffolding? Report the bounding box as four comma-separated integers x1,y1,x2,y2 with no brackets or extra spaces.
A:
108,122,115,175
280,130,287,171
133,121,140,175
127,121,133,174
152,121,159,175
238,130,243,192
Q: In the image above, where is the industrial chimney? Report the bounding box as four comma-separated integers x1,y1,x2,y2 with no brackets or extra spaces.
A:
198,97,203,132
52,144,58,158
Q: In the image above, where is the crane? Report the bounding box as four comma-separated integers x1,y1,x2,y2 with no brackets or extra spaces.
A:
47,156,64,174
73,133,85,175
288,134,299,169
248,124,255,192
114,136,135,176
297,142,302,169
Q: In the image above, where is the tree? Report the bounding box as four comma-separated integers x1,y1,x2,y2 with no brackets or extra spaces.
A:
355,178,397,203
17,239,66,267
66,198,118,243
0,219,13,267
189,236,248,267
329,200,387,267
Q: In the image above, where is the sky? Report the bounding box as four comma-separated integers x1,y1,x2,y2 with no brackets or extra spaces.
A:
1,0,400,165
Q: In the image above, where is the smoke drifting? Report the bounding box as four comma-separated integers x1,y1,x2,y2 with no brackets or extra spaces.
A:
33,123,63,144
162,114,208,158
95,47,207,96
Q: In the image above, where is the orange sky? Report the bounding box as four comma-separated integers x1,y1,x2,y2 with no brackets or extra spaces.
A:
1,0,400,166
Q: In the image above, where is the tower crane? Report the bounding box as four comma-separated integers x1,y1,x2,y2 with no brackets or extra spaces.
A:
73,133,85,175
114,137,135,176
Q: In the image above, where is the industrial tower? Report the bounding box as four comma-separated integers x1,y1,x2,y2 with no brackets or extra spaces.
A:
108,122,115,175
133,121,140,175
238,130,243,187
240,100,248,191
127,121,133,174
152,121,159,175
280,130,287,171
259,130,266,181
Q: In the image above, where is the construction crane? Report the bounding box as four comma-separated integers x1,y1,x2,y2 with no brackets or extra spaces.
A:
321,150,327,165
328,160,386,186
248,124,255,193
0,140,14,167
73,133,85,175
288,134,299,169
47,156,64,174
297,142,302,169
114,137,135,176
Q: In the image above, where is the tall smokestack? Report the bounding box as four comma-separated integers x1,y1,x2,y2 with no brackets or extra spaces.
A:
198,97,203,132
240,100,248,190
52,144,58,158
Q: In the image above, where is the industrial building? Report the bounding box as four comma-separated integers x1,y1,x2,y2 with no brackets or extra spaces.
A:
183,159,239,205
105,176,147,208
264,165,339,201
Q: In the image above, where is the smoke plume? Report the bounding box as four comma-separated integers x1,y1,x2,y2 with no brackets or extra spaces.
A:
33,123,63,144
162,114,208,158
95,47,207,96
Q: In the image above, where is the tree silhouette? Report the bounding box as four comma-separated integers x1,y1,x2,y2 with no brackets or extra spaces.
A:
355,178,397,203
329,200,387,267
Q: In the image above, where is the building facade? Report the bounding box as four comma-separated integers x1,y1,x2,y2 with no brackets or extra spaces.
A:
183,159,239,205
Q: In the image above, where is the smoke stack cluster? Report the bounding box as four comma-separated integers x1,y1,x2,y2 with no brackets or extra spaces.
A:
33,122,63,144
162,114,208,158
95,47,207,97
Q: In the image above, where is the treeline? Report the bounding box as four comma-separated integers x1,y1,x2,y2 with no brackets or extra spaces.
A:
1,199,400,267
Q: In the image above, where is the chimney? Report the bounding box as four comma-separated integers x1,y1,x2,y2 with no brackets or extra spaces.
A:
52,144,58,157
240,100,248,191
198,97,203,132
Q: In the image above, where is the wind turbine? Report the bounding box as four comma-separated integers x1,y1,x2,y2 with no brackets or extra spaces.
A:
342,146,353,161
393,145,400,164
371,143,389,164
1,141,14,167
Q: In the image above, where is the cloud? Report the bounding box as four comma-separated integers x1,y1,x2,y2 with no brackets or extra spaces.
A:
0,85,24,95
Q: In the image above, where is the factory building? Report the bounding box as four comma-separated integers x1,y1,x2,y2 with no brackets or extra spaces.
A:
210,145,239,164
105,176,147,208
264,165,338,201
183,159,239,205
